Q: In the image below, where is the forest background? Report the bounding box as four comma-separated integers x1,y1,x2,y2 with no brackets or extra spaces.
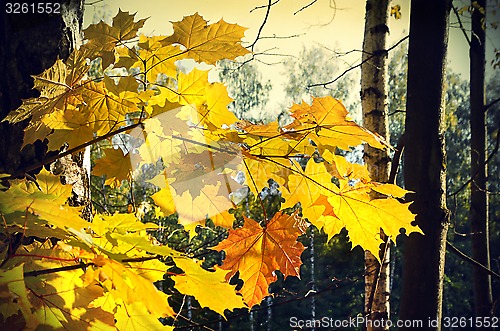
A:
0,0,498,330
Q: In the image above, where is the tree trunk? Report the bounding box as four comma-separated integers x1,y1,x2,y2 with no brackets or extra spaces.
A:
399,0,451,329
360,1,391,330
0,0,89,214
469,0,493,322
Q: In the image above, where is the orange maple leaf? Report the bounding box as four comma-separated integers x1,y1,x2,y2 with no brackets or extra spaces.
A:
213,211,308,307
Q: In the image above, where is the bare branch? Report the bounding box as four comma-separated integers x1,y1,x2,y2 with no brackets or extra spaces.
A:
308,35,409,88
249,0,274,52
485,96,500,111
451,5,472,47
447,241,500,280
250,0,280,13
448,125,500,197
294,0,318,15
258,33,305,39
84,0,104,6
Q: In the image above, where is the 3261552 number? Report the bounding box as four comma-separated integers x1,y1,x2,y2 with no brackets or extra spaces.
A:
443,316,499,328
5,3,61,14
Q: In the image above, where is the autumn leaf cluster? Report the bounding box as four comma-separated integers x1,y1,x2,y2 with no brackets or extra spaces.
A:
0,10,420,330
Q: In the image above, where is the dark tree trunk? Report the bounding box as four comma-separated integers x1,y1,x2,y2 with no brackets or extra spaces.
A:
469,0,493,322
360,1,391,330
0,0,89,214
399,0,451,329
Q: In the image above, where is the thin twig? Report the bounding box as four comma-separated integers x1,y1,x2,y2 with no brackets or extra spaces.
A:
249,0,273,52
308,35,409,88
294,0,318,15
446,240,500,280
448,125,500,197
451,6,472,47
250,0,280,13
485,96,500,111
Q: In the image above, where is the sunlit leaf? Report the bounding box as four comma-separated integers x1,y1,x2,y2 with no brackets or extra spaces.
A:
214,211,308,307
172,258,245,316
164,13,249,64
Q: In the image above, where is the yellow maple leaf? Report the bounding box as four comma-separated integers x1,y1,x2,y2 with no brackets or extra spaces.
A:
163,68,208,106
3,58,76,132
0,264,37,329
115,301,173,331
42,107,94,150
241,153,286,194
199,82,238,128
325,181,421,256
164,12,249,65
0,169,89,233
281,159,334,219
83,9,147,68
3,242,115,330
391,5,402,19
285,96,390,151
154,183,235,235
137,118,184,165
93,257,175,318
172,258,245,316
104,75,152,105
93,148,133,188
135,35,185,81
213,211,308,307
81,81,139,135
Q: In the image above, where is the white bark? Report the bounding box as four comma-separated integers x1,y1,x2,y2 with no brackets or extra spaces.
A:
360,1,391,329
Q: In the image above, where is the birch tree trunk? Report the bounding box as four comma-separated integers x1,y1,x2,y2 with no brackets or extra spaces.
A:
360,1,391,329
399,0,451,328
469,0,493,321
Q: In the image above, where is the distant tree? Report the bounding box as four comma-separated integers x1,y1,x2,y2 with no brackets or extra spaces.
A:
282,45,358,113
468,0,494,319
218,59,272,121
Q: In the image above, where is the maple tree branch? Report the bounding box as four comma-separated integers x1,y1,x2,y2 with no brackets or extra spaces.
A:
121,255,164,263
308,35,409,88
24,262,95,278
5,122,143,180
446,240,500,280
171,134,236,155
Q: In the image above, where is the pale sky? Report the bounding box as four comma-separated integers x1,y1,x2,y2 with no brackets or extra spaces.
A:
83,0,498,116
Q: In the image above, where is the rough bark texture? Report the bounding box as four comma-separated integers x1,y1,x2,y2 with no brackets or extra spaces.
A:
0,0,89,216
469,0,493,321
399,0,451,329
360,1,391,330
